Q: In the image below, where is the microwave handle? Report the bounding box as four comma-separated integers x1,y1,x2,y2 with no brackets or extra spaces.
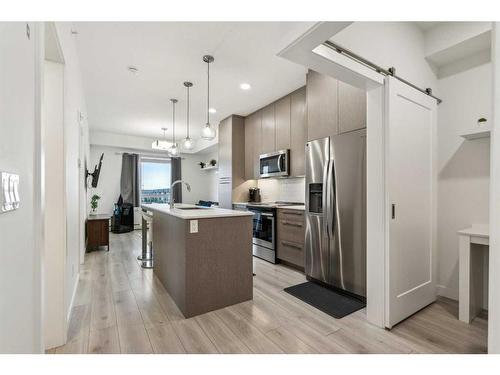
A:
278,153,285,171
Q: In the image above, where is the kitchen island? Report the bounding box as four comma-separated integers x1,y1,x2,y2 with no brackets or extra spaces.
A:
142,203,254,318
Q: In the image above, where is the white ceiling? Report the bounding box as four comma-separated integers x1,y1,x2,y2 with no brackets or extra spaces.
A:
74,22,314,149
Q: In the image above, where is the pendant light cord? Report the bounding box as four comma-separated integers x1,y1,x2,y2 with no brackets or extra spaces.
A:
172,100,175,144
187,85,190,138
207,59,210,125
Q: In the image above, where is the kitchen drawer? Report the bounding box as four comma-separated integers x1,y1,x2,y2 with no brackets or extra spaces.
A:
277,218,305,244
277,208,305,268
277,239,304,268
279,209,304,220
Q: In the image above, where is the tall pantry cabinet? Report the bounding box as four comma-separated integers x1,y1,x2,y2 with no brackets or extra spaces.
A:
218,115,254,208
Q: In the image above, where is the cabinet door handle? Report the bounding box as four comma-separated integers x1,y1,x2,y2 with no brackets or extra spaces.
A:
392,204,395,219
282,211,303,216
282,221,303,227
281,241,302,250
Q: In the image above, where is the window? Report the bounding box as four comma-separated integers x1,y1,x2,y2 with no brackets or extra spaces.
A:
140,158,171,204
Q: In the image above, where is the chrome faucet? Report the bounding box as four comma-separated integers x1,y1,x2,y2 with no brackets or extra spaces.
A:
170,180,191,209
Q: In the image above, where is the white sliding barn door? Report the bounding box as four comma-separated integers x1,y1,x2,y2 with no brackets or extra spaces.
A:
385,76,437,328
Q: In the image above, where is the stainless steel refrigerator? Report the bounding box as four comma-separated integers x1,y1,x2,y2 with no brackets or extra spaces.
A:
305,129,367,298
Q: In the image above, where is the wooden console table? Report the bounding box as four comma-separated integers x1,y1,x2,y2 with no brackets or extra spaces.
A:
86,214,112,251
457,224,489,323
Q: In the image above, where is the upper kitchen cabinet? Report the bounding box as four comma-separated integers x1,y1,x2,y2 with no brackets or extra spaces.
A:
261,104,276,154
244,110,261,180
338,80,367,133
290,87,307,177
275,95,291,151
243,87,307,179
306,70,338,141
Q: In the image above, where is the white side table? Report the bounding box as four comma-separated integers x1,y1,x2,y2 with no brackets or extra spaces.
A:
457,224,489,323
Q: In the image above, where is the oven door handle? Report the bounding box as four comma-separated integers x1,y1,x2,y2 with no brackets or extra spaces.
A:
260,213,273,217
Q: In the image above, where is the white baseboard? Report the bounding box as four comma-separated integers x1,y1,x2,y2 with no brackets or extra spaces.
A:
66,272,80,324
437,284,458,301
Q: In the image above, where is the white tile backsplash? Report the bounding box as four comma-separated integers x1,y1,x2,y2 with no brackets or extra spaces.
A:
257,177,305,203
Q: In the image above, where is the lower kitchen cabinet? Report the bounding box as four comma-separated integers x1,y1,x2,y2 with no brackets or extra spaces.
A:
277,208,305,268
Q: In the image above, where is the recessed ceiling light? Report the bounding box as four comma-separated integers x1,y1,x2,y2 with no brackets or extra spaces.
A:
240,83,251,90
127,66,139,74
209,108,217,114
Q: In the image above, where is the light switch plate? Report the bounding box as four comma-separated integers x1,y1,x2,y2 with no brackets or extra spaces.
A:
1,172,20,213
189,220,198,233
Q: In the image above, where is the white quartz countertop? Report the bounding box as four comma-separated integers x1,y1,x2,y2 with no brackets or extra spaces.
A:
233,202,305,210
278,205,305,211
142,203,254,220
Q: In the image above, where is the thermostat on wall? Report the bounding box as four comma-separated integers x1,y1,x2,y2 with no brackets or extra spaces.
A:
1,172,20,213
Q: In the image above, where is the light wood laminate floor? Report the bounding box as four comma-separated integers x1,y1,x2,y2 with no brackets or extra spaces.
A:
51,231,487,354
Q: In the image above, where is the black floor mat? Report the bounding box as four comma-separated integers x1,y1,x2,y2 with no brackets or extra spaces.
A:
284,282,365,319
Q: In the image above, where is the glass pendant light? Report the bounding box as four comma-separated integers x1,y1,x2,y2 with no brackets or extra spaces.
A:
152,127,170,150
201,55,216,140
168,98,179,157
182,81,195,150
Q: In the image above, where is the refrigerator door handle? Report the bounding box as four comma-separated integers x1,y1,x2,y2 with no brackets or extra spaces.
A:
327,158,335,238
322,159,330,237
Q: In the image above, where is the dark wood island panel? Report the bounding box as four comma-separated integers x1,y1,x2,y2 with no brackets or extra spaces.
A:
153,212,253,318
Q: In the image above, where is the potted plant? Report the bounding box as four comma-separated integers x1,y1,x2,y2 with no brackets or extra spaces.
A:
209,159,217,167
198,161,206,169
90,194,101,215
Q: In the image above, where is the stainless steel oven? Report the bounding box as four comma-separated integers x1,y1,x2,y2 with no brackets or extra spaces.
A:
247,205,276,263
259,149,289,178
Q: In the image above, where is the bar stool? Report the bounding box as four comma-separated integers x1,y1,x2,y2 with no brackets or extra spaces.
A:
139,209,154,269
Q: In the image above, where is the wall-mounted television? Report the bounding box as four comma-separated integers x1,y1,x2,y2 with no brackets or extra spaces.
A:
86,153,104,188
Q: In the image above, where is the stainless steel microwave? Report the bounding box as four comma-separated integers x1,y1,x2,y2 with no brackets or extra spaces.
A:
259,149,290,178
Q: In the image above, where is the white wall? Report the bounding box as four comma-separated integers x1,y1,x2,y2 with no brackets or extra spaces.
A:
53,22,90,319
331,22,438,93
437,63,492,302
89,144,219,212
330,22,493,308
182,150,219,204
488,22,500,353
424,22,491,58
90,130,164,152
43,60,67,349
90,129,217,155
89,145,125,215
0,22,43,353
